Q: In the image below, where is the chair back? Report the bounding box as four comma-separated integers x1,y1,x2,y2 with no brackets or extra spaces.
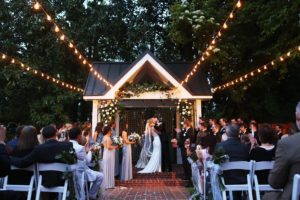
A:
292,174,300,200
37,162,70,172
221,161,253,171
253,161,274,171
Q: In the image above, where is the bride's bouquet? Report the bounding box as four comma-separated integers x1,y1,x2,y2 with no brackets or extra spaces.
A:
128,132,141,143
111,136,123,147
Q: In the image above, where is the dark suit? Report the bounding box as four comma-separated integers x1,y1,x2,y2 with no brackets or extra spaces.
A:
178,127,195,179
155,122,172,172
11,139,74,187
263,132,300,200
0,144,10,177
216,138,250,184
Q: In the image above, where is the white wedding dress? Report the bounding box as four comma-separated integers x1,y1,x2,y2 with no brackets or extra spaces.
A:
138,130,162,173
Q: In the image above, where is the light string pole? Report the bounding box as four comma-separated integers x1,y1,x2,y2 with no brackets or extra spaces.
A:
33,1,113,88
0,52,84,93
212,46,300,92
179,0,243,86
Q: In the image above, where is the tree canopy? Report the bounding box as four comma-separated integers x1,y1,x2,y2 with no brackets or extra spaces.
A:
0,0,299,126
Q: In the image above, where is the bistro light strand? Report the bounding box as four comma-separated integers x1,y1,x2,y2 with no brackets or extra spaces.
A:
179,0,243,86
0,52,84,93
33,1,113,88
212,46,300,92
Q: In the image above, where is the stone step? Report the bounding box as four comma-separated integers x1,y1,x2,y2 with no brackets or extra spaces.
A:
115,179,188,187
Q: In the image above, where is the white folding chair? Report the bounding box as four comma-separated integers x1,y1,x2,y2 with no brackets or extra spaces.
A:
35,163,72,200
3,165,36,200
252,161,282,200
220,161,254,200
292,174,300,200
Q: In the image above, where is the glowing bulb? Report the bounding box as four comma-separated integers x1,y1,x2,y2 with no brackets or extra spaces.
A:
34,70,38,74
197,61,201,65
208,46,213,50
244,75,248,78
201,57,205,61
237,1,242,8
218,32,222,37
212,39,216,45
257,69,261,73
60,34,65,41
223,23,228,29
271,61,275,65
251,72,254,76
11,59,15,64
41,73,44,77
298,46,300,51
54,26,60,32
46,15,52,21
263,65,267,70
229,13,234,19
69,43,74,48
21,63,24,67
26,67,30,71
33,2,41,10
79,55,82,59
2,54,6,59
83,60,86,64
205,51,210,56
287,52,291,57
74,49,78,54
280,57,284,61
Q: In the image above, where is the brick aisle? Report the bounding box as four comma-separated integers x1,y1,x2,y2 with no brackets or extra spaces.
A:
99,165,190,200
100,186,189,200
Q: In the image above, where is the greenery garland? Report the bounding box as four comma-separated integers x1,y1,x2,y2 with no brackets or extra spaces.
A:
116,82,170,98
177,100,193,127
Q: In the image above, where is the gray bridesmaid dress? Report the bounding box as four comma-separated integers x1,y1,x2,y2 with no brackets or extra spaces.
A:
102,137,115,189
121,143,133,180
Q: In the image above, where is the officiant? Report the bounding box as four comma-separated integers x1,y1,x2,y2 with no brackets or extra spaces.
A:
153,117,172,172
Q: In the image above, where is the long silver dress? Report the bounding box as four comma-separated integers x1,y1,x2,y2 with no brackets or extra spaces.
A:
120,142,133,180
102,137,115,189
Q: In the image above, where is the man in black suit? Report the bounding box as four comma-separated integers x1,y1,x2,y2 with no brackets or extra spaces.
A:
11,125,75,187
176,119,195,186
153,117,172,172
216,124,250,183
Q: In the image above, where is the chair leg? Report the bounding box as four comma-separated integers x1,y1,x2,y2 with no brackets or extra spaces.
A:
229,191,233,200
62,180,68,200
35,175,42,200
27,176,34,200
222,190,226,200
247,175,253,200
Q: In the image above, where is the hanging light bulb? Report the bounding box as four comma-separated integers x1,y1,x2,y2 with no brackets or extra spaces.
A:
11,59,15,64
223,23,228,29
54,25,60,32
229,13,234,19
236,1,242,8
2,54,6,59
33,2,41,10
46,15,52,21
218,32,222,37
59,34,65,41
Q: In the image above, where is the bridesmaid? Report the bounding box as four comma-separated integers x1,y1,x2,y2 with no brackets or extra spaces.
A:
102,125,118,189
94,122,104,144
120,123,135,181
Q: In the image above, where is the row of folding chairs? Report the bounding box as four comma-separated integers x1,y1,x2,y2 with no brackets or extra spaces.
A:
202,160,300,200
1,162,88,200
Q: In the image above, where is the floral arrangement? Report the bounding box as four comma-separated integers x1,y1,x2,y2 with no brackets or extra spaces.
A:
55,148,77,199
111,135,123,147
116,82,171,99
212,148,229,165
98,99,119,125
176,100,193,127
128,132,141,143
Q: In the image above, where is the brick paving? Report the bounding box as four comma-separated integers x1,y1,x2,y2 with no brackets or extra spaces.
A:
99,165,190,199
100,186,189,200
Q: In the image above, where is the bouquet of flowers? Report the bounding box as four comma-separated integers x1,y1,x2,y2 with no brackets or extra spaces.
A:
128,132,141,143
111,136,123,147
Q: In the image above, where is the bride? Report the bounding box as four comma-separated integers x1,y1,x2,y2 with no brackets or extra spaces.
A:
136,118,161,173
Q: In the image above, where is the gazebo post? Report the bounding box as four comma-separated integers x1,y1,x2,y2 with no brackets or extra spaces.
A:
194,99,202,127
92,100,98,138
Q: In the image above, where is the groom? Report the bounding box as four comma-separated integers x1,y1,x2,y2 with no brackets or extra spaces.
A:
153,117,172,172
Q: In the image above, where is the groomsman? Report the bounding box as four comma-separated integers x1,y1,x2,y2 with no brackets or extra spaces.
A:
176,119,195,186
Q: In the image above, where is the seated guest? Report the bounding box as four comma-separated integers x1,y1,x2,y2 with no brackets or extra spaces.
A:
216,124,250,184
240,134,250,145
263,102,300,200
11,125,74,187
69,127,103,200
9,126,39,185
250,124,276,184
0,125,10,177
239,123,248,137
249,121,260,145
6,125,24,154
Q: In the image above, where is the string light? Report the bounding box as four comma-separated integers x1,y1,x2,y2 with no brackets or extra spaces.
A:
33,1,113,88
212,46,300,93
179,0,243,87
0,52,83,93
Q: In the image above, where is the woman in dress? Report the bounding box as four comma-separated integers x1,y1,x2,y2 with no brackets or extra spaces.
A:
102,125,118,189
138,118,162,173
9,126,39,185
250,124,276,184
82,121,94,147
121,123,135,180
93,122,104,144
